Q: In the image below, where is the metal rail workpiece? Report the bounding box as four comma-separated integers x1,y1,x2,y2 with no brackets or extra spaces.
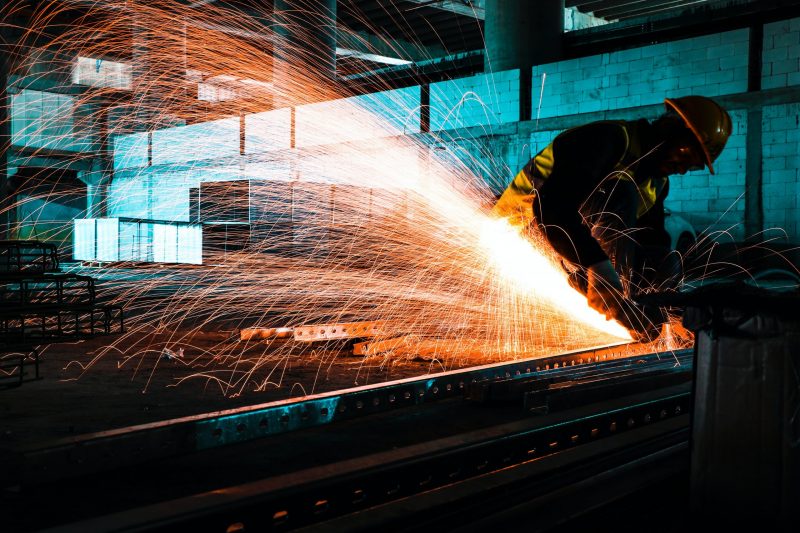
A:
13,342,690,486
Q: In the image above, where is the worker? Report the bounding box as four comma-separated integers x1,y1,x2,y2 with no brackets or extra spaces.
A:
493,95,732,339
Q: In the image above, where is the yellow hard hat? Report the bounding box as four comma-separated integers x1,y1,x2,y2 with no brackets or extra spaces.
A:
664,96,732,175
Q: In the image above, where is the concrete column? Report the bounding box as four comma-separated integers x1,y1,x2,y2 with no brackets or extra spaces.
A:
484,0,564,71
272,0,337,107
78,102,114,219
484,0,564,121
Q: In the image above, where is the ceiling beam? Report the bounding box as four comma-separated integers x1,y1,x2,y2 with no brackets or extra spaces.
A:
403,0,485,20
599,0,707,19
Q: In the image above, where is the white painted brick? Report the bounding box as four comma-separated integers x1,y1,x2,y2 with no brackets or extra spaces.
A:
603,85,629,98
578,54,604,68
629,57,655,72
679,48,707,63
764,143,797,157
694,33,722,48
732,67,749,81
765,130,788,144
653,53,681,69
710,198,741,212
667,38,696,53
774,31,800,48
707,44,736,59
678,73,707,89
558,103,580,115
772,58,800,75
719,54,748,69
689,186,712,200
651,78,680,93
766,169,796,183
560,68,583,82
615,47,642,62
767,114,798,131
763,75,788,89
682,199,709,212
641,43,668,58
763,46,788,62
578,100,602,114
715,186,744,201
706,69,734,84
718,80,747,94
692,58,721,75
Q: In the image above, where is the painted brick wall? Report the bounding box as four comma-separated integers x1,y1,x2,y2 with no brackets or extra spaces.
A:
245,108,292,154
429,69,520,131
151,117,240,166
295,86,421,147
107,170,151,219
532,29,749,118
108,166,241,221
10,89,83,152
762,17,800,89
113,131,149,170
762,104,800,238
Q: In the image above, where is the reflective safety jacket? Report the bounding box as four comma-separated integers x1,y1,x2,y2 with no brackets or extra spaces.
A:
493,119,670,267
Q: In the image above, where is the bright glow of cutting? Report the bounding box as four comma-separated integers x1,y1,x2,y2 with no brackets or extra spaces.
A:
479,218,631,339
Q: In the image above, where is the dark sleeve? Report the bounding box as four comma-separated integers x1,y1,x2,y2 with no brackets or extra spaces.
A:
635,179,671,248
533,122,628,267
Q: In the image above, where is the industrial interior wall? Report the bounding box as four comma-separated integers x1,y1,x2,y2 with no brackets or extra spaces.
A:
762,103,800,239
761,17,800,240
102,16,800,244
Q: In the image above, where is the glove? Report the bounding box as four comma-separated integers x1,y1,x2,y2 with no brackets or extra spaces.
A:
586,260,665,342
586,260,625,319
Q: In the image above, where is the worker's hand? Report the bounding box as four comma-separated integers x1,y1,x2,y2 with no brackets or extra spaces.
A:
586,260,625,319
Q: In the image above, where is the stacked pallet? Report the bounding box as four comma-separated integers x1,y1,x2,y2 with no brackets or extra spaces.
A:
0,240,124,388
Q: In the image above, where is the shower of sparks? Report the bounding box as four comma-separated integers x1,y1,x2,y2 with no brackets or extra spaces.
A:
1,0,654,396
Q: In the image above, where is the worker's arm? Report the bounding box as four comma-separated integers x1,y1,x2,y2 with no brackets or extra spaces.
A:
533,122,629,267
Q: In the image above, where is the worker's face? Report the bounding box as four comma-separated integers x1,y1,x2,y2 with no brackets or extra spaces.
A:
657,137,706,176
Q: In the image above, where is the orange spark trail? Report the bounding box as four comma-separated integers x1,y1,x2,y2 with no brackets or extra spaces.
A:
2,0,637,395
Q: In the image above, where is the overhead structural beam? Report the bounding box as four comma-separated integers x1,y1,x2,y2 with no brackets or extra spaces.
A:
594,0,706,18
567,0,715,20
336,47,413,66
404,0,485,20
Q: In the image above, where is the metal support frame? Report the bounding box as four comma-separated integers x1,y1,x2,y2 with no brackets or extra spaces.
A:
14,344,689,487
55,386,692,532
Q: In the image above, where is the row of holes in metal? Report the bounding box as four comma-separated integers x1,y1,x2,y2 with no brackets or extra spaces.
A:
209,353,628,438
224,403,683,532
295,326,382,336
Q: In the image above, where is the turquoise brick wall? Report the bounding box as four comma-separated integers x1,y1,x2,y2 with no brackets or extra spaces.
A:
762,17,800,89
99,17,800,245
10,89,96,152
113,131,149,170
532,29,749,118
295,86,421,147
762,103,800,238
429,69,520,131
151,117,240,166
665,109,748,240
108,166,241,221
245,108,292,154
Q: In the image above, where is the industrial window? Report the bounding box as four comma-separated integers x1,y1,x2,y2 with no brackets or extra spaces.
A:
72,56,132,90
